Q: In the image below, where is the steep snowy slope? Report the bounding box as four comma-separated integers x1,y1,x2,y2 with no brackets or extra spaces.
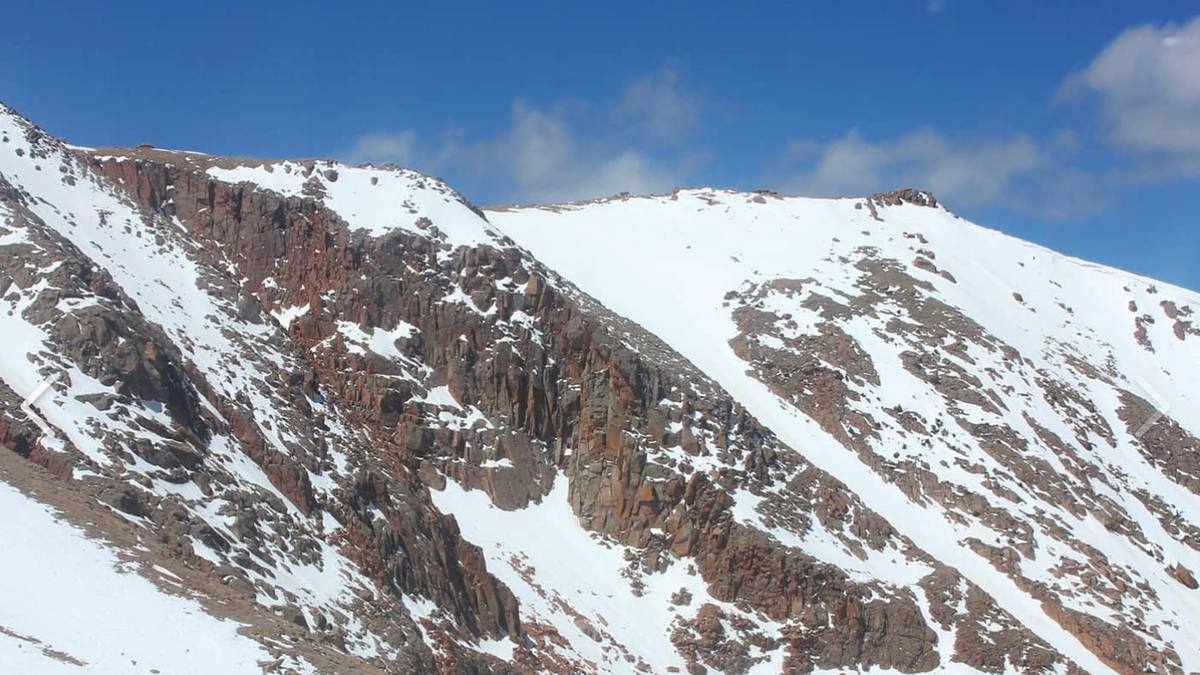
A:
74,141,831,675
490,189,1200,674
0,478,317,675
0,102,525,673
7,93,1200,675
9,101,864,675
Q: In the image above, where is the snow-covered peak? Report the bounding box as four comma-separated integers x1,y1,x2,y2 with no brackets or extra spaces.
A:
491,184,1200,397
213,160,503,248
492,184,944,215
88,142,505,250
8,95,1200,675
490,188,1200,674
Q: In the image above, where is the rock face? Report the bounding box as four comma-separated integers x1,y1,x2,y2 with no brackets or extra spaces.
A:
4,101,1200,675
490,188,1200,675
79,134,949,675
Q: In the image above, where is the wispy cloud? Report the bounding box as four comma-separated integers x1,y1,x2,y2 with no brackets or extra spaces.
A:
926,0,948,13
779,127,1103,217
344,70,706,204
346,131,417,165
1060,15,1200,176
342,16,1200,213
611,69,701,142
431,101,693,204
778,16,1200,217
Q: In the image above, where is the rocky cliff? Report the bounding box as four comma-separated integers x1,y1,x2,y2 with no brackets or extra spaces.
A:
3,101,1199,674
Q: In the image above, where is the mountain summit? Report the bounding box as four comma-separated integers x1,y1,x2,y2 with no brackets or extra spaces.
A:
2,101,1199,675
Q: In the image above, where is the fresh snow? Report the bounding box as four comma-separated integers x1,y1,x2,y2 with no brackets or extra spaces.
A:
1,104,399,667
0,480,312,674
432,477,758,674
336,320,421,364
271,303,310,326
491,188,1200,674
8,95,1200,673
206,160,502,249
417,385,462,409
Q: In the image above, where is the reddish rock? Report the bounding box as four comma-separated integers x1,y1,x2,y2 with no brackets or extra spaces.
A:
1170,562,1198,589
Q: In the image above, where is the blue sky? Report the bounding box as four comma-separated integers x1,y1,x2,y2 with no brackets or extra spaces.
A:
3,1,1198,290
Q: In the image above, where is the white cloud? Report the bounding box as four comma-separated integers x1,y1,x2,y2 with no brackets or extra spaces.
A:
346,131,417,165
1062,15,1200,163
442,101,688,204
776,17,1200,218
343,71,705,204
611,69,700,141
779,128,1106,217
784,128,1048,203
926,0,948,13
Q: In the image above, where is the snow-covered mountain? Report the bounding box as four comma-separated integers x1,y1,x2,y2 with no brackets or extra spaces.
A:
491,190,1200,674
2,100,1198,675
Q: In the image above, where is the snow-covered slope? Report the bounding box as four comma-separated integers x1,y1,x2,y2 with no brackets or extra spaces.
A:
201,159,502,249
0,480,316,675
7,93,1200,675
0,102,519,673
489,188,1200,674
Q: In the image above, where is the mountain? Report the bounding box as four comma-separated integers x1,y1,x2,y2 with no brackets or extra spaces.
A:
1,100,1198,675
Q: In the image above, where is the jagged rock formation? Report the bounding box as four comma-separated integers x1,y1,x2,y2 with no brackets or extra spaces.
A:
3,101,1200,675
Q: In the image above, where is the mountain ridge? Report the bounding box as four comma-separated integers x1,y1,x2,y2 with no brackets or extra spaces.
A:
3,99,1199,675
